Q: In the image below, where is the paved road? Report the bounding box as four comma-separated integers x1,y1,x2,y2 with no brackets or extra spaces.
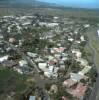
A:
86,28,99,100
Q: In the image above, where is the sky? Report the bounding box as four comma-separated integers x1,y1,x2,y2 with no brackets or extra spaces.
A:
37,0,99,9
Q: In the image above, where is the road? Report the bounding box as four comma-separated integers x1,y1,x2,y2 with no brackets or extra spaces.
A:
86,27,99,100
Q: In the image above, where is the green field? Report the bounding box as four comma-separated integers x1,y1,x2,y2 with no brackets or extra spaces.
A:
0,7,99,19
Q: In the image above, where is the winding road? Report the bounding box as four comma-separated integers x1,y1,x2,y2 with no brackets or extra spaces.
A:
85,27,99,100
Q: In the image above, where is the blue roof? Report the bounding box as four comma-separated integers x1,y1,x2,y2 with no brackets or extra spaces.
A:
29,96,35,100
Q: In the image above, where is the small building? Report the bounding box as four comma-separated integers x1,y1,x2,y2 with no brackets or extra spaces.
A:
70,73,85,82
76,58,88,66
53,47,65,53
80,36,85,42
0,34,4,40
9,38,16,44
19,60,28,67
50,84,58,93
38,63,47,70
84,24,90,28
63,79,77,88
72,49,82,58
27,52,38,58
35,57,44,62
61,96,69,100
13,67,23,74
68,83,87,99
97,30,99,37
68,38,74,42
48,60,57,65
0,55,9,63
3,60,17,68
78,66,92,75
29,96,35,100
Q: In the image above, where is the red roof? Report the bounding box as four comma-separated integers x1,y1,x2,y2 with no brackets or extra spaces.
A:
69,83,87,98
63,79,77,88
48,60,57,65
54,47,65,53
61,96,69,100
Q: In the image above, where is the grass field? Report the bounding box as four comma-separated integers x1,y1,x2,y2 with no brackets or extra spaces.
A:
0,7,99,19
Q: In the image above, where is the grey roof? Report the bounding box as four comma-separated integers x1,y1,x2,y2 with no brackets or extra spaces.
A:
29,96,35,100
70,73,84,82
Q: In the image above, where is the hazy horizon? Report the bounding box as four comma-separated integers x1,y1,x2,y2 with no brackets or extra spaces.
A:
0,0,99,9
37,0,99,9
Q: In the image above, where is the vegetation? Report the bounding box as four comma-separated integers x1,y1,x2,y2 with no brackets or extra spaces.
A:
0,69,27,99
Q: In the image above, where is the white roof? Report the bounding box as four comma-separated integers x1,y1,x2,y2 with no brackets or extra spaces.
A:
72,49,82,58
38,63,47,71
68,38,74,42
97,30,99,36
80,36,85,41
19,60,28,67
44,72,52,78
0,55,9,63
78,66,92,75
27,52,37,58
76,58,88,66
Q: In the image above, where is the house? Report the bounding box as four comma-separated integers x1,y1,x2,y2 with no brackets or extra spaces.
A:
19,60,28,67
72,49,82,58
50,84,58,93
63,79,77,88
97,30,99,37
54,54,61,59
78,66,92,75
48,60,57,65
80,36,85,42
0,34,4,40
61,96,69,100
22,22,31,26
53,47,65,53
39,62,58,78
13,67,23,74
70,73,85,82
76,58,88,66
27,52,38,58
3,60,17,68
9,38,16,44
68,38,74,42
44,71,52,78
68,83,87,99
84,24,90,28
29,96,35,100
0,55,9,63
38,63,47,71
47,55,55,60
75,40,81,44
39,22,59,27
35,57,44,62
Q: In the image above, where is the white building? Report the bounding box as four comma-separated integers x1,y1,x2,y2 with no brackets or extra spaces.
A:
0,55,9,63
72,49,82,58
27,52,37,58
80,36,85,42
97,30,99,37
78,66,92,75
19,60,28,67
